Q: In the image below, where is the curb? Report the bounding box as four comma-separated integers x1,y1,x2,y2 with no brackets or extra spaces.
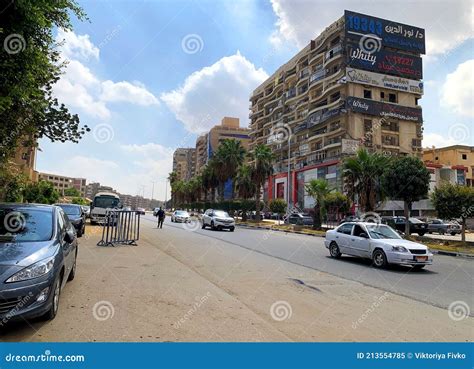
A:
236,223,473,258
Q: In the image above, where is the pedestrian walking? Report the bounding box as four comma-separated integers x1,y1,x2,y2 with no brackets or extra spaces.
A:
157,207,165,228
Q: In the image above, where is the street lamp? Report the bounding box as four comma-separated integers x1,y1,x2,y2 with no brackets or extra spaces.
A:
287,136,291,210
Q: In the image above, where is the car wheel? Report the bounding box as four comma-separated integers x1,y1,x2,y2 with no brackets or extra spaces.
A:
42,276,61,321
450,232,456,236
329,242,342,258
372,249,388,268
418,232,425,236
211,221,215,230
230,227,235,232
68,254,77,282
412,265,425,271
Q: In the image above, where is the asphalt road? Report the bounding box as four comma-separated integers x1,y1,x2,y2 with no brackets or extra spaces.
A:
147,215,473,314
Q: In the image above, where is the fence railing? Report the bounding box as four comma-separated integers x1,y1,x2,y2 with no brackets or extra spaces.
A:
97,210,141,247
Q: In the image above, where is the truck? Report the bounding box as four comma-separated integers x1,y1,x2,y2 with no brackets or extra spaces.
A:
90,192,121,225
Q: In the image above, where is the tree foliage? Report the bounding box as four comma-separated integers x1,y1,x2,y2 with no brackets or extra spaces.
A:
0,0,89,165
64,187,80,197
306,179,332,229
23,180,60,204
269,198,287,216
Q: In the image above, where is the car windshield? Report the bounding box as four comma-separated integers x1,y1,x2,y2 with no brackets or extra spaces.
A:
176,211,189,216
214,211,229,218
409,218,423,223
58,205,81,216
366,224,401,239
0,207,53,242
93,196,120,208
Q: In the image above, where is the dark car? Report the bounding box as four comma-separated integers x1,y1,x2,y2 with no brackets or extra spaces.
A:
0,204,78,322
427,219,462,235
286,213,314,226
55,204,86,237
384,216,428,236
339,215,361,225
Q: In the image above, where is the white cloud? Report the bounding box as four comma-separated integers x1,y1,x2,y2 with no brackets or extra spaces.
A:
269,0,473,56
422,133,458,148
441,59,474,117
101,81,160,106
161,51,268,134
56,29,99,61
49,156,120,183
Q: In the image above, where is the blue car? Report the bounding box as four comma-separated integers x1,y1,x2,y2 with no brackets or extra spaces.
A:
0,204,78,323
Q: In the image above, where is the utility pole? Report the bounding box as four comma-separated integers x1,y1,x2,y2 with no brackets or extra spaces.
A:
164,179,168,209
150,181,155,201
287,136,291,210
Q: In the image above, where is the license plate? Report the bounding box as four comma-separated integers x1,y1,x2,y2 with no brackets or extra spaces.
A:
416,256,428,261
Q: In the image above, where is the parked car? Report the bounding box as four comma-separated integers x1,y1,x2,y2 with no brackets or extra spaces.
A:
55,203,86,237
286,213,313,226
382,216,428,236
427,219,462,235
81,205,90,218
136,208,146,215
171,210,190,223
325,222,433,270
0,204,78,322
339,215,361,224
202,209,235,231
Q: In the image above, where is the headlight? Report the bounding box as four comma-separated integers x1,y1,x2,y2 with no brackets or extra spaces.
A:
392,246,408,252
6,256,55,283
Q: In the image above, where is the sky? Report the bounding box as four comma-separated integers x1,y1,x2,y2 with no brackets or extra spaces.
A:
37,0,474,201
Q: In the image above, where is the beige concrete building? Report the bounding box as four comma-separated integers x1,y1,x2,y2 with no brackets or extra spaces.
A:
194,117,251,174
10,137,38,181
424,145,474,187
172,148,196,181
38,172,87,197
249,11,425,209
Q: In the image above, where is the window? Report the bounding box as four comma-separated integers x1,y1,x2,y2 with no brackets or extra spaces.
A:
363,89,372,99
462,154,467,160
388,93,397,103
353,225,366,237
380,92,385,99
337,223,353,235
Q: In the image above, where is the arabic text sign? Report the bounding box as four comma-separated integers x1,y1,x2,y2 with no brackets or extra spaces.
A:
346,42,423,80
346,96,422,123
345,10,425,54
346,68,423,94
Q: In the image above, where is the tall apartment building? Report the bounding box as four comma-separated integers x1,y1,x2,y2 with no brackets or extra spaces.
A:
172,148,196,181
10,136,38,181
85,182,117,199
194,117,251,175
424,145,473,187
38,172,87,197
249,10,425,209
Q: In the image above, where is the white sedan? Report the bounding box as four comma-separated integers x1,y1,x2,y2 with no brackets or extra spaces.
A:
325,222,433,270
170,210,190,223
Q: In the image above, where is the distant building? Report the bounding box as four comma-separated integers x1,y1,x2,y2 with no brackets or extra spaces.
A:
85,182,117,199
172,148,196,181
10,136,38,181
38,172,86,197
423,145,473,187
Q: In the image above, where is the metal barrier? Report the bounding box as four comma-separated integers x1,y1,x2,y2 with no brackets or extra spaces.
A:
97,210,140,246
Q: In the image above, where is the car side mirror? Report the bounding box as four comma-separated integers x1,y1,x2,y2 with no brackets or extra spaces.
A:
360,232,369,239
64,229,75,243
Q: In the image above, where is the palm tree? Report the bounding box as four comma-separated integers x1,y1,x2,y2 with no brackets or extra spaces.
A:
250,144,274,221
306,179,332,229
201,163,219,202
235,164,256,221
168,171,178,208
343,148,388,213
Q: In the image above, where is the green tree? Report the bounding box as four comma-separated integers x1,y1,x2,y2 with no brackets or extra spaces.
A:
325,191,351,221
431,183,474,243
250,144,274,221
201,164,219,202
235,164,256,221
0,167,28,202
306,179,332,229
64,187,80,197
23,180,60,204
269,198,287,224
382,155,430,235
0,0,89,166
343,149,389,213
72,197,88,205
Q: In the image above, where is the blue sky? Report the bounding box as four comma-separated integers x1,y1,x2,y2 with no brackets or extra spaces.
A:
37,0,473,200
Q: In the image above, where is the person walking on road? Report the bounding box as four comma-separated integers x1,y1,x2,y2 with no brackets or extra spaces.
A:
157,207,165,229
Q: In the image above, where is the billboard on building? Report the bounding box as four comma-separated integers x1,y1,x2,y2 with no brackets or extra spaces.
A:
346,96,423,123
345,67,423,94
346,41,423,80
344,10,425,54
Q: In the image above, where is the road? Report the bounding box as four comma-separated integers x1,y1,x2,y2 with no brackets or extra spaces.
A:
1,215,472,342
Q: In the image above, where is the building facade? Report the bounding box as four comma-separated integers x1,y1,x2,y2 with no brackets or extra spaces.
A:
39,172,87,197
172,148,196,181
11,136,38,181
249,10,425,210
194,117,251,175
423,145,473,187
